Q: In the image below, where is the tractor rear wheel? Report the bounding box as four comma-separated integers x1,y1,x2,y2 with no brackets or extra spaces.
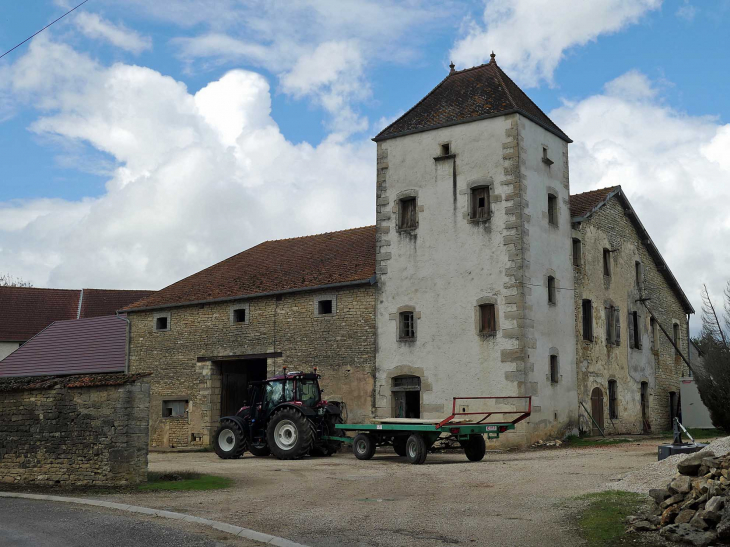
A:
393,437,407,457
266,408,314,460
214,419,246,459
248,441,271,457
406,434,427,465
463,434,486,462
353,433,376,460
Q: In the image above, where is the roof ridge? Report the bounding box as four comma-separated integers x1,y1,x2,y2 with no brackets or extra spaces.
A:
570,185,620,198
0,286,79,292
490,62,517,110
261,225,375,244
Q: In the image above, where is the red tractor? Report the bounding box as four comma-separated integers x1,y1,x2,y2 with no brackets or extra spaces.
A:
213,368,343,460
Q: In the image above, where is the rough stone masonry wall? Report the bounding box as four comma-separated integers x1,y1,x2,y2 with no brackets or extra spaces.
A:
573,196,690,433
128,285,375,447
0,381,150,486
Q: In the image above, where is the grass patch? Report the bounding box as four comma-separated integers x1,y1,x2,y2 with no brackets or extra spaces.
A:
564,435,635,448
659,428,725,440
576,491,645,546
138,471,232,492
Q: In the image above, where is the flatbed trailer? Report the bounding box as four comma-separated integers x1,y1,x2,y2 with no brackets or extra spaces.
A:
323,396,531,464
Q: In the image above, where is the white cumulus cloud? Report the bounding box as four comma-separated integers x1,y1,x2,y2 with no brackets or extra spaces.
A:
75,12,152,54
0,38,373,289
451,0,662,86
551,71,730,323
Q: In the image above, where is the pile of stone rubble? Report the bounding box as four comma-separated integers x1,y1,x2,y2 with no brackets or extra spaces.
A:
530,438,562,448
627,450,730,546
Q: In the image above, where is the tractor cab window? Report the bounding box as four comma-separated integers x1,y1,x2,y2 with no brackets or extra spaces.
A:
263,380,296,413
298,379,321,408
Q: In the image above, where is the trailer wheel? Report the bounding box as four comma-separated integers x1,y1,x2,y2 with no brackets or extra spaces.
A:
214,419,246,459
406,434,427,465
463,434,486,462
393,437,407,457
266,408,314,460
248,441,271,457
353,433,376,460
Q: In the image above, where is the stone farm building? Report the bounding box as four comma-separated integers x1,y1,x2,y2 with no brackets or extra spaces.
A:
123,56,693,448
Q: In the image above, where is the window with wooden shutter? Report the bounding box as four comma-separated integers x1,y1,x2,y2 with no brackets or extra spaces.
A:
547,276,556,304
479,304,496,334
548,193,558,226
608,380,618,419
550,355,559,383
632,311,641,349
603,249,611,277
471,187,490,220
582,300,593,341
399,311,415,340
605,307,613,344
614,307,621,346
572,238,581,267
399,197,417,230
628,309,635,349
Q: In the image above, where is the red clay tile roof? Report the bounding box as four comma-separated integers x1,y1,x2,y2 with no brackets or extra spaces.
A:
125,226,377,311
0,372,150,392
80,289,153,318
0,287,79,342
0,286,153,342
0,315,128,377
374,58,571,143
569,187,620,219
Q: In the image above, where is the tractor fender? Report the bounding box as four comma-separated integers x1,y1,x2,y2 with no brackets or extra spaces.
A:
322,403,342,415
275,403,317,417
219,415,247,432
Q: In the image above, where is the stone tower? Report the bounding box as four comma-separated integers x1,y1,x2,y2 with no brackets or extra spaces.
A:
372,55,578,444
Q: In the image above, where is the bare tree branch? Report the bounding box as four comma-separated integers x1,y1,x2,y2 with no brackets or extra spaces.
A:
702,284,728,349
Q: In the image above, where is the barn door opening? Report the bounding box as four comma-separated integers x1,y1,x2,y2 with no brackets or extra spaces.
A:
590,387,604,435
392,376,421,419
219,358,267,418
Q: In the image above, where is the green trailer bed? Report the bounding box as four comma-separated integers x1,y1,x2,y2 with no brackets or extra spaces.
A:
323,396,532,464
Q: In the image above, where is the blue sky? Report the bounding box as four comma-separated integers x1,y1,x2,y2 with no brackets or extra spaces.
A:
0,0,729,327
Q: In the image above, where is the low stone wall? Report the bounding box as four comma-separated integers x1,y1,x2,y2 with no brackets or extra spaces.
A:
0,373,151,486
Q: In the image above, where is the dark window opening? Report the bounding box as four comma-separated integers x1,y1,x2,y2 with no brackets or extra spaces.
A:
548,194,558,226
572,238,581,266
582,300,593,341
155,316,168,331
479,303,496,334
399,198,417,230
550,355,559,383
650,317,658,350
318,299,333,315
233,308,246,323
608,380,618,419
440,143,450,156
632,311,642,349
470,187,490,220
162,400,187,417
547,276,556,304
635,261,642,288
603,249,611,276
399,311,415,340
542,147,554,166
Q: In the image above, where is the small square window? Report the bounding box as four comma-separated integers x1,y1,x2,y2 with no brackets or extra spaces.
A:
548,194,558,226
399,197,417,230
470,187,490,220
547,276,556,305
162,400,187,417
399,311,415,340
440,143,450,156
154,315,169,331
233,308,246,323
318,299,333,315
479,304,496,334
550,355,559,383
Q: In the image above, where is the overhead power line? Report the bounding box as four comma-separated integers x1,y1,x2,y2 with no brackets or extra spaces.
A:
0,0,91,61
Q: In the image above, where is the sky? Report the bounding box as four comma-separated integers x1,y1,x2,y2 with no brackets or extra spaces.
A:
0,0,729,333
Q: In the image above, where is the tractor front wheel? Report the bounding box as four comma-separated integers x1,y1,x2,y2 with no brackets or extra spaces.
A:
463,434,486,462
213,419,246,459
353,433,376,460
266,408,314,460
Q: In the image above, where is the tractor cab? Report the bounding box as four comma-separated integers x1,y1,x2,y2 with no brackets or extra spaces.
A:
251,372,323,417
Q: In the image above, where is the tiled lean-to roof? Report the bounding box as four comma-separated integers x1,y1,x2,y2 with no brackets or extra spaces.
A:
374,54,571,143
79,289,153,318
124,226,377,312
569,186,620,219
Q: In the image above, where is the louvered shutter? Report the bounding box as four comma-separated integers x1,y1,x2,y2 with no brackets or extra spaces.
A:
614,307,621,346
628,309,634,349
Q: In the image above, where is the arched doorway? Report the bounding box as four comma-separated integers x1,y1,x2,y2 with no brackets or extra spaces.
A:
392,376,421,419
590,387,605,435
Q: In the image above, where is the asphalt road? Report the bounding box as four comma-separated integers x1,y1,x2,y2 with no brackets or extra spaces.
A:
0,498,254,547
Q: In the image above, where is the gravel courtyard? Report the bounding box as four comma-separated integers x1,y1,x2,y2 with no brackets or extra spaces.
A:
95,439,667,547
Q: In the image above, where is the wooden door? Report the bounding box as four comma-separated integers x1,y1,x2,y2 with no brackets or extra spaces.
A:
590,387,604,435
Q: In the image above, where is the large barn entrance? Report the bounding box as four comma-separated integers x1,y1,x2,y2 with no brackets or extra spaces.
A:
218,358,268,417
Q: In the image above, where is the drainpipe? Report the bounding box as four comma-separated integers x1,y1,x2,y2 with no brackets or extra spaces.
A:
116,311,131,374
686,313,691,377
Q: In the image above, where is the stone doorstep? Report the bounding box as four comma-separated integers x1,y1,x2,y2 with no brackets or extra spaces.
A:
0,492,307,547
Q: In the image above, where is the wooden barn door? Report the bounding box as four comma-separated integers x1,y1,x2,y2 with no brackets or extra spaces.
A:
590,387,605,435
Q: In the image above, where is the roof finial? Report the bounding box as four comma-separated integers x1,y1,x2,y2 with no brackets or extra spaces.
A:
490,51,496,63
449,61,455,74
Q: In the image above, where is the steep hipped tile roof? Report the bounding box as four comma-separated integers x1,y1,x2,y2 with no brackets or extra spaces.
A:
374,56,571,143
124,226,377,311
80,289,153,318
0,287,79,341
0,286,153,342
570,186,694,314
0,372,150,392
0,315,128,377
569,186,620,219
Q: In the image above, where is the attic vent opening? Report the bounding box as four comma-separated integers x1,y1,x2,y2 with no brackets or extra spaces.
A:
440,143,450,156
318,299,333,315
233,309,246,323
155,316,168,331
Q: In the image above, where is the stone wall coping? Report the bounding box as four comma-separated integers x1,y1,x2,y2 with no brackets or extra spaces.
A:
0,493,309,547
0,372,151,393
